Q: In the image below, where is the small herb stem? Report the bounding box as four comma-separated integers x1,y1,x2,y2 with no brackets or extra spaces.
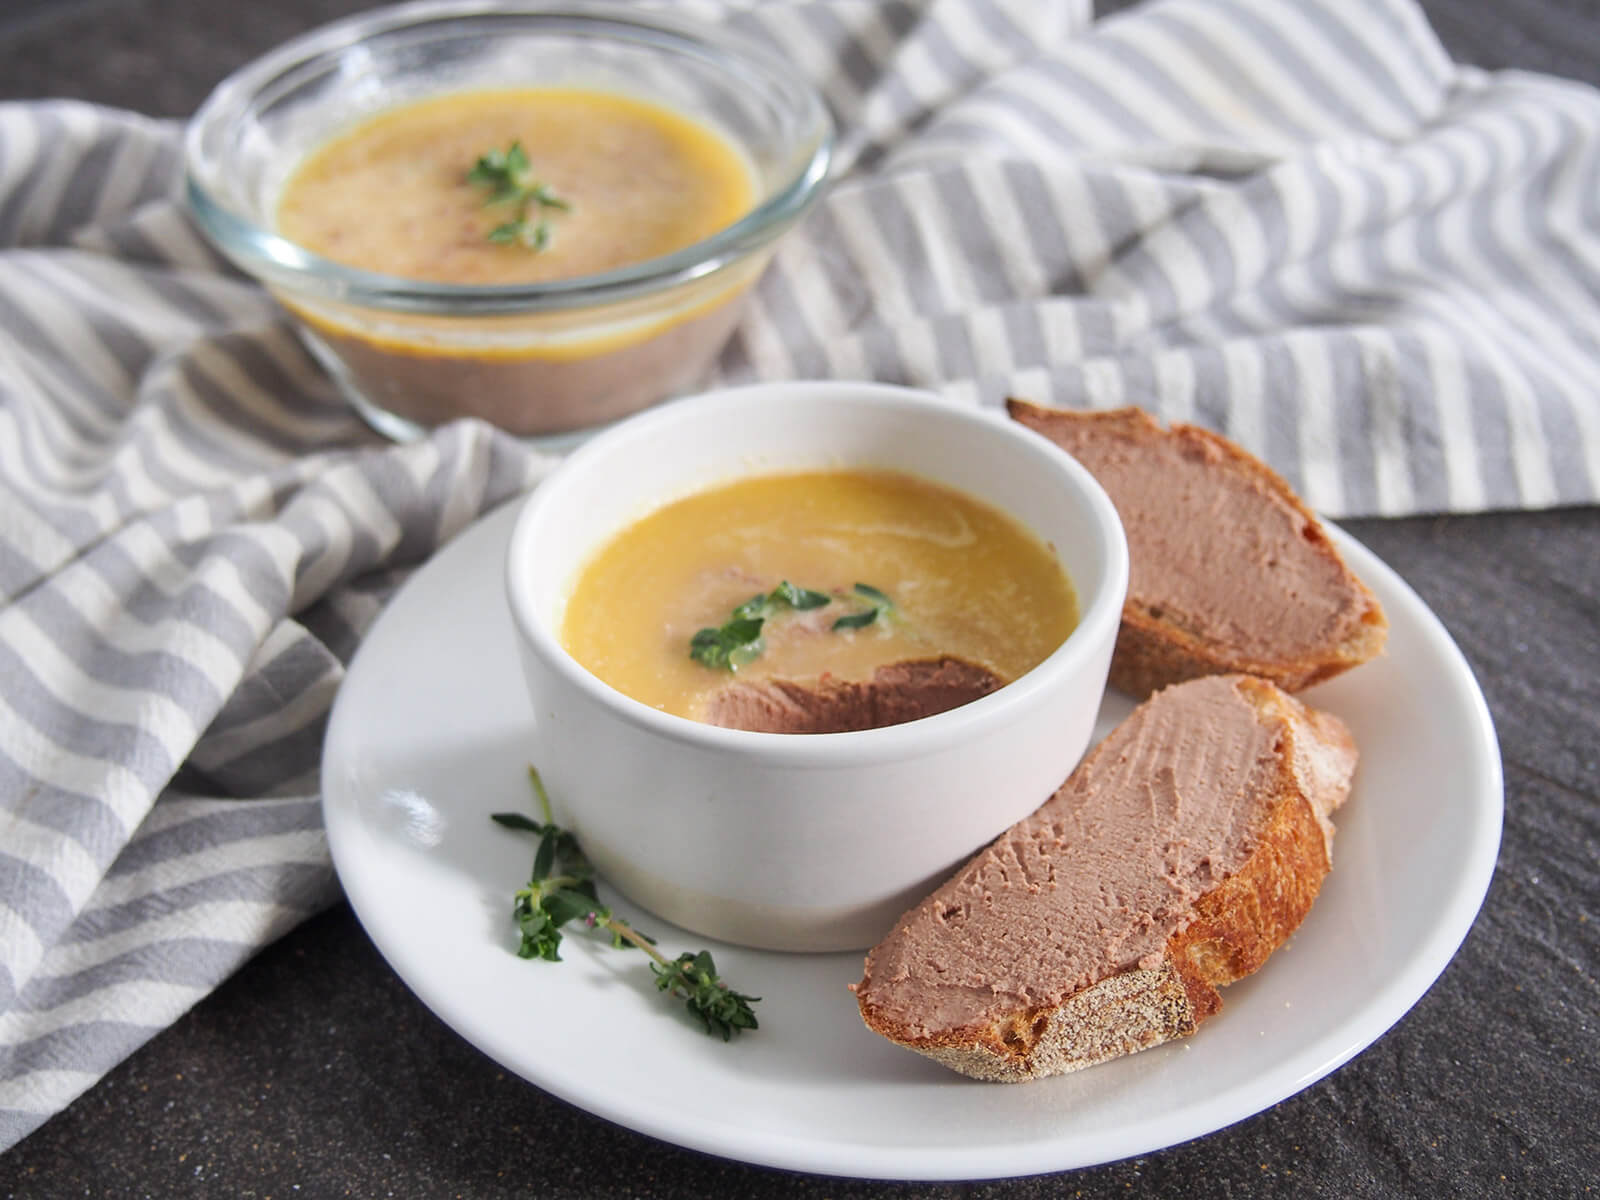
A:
494,767,760,1039
532,872,584,892
528,765,555,825
467,141,570,252
597,916,670,968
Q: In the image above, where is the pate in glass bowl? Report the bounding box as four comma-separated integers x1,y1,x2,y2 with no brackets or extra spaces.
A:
185,0,833,441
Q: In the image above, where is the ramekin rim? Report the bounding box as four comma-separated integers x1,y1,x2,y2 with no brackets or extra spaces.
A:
503,381,1130,768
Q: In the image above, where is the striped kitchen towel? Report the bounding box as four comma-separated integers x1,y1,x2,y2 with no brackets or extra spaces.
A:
3,0,1598,1151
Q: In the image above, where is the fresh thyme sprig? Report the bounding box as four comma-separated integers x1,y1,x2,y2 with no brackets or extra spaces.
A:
831,582,895,631
491,767,760,1040
689,580,831,671
466,141,571,252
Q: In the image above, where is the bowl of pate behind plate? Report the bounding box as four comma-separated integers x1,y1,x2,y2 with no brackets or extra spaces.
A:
183,0,832,442
504,382,1130,952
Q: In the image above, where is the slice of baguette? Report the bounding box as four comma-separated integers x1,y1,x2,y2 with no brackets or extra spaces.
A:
852,674,1356,1082
1007,398,1387,699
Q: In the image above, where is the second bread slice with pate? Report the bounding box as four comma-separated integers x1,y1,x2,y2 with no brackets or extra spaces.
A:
852,674,1357,1082
1007,399,1387,699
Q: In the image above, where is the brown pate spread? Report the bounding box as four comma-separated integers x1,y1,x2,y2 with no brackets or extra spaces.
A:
851,675,1350,1039
1012,406,1375,661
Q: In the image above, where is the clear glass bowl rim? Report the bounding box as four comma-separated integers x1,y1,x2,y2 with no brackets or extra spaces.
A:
183,0,835,317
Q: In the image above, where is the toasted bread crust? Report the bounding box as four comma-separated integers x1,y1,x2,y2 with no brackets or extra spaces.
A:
1005,399,1387,698
904,959,1198,1082
855,677,1356,1082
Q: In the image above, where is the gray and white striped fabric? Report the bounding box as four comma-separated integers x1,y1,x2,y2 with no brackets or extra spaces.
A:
2,0,1597,1150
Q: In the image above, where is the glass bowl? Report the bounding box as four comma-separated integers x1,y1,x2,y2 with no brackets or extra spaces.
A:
184,0,834,442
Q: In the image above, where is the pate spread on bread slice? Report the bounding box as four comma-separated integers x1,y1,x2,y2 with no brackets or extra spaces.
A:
851,674,1356,1082
1006,398,1387,699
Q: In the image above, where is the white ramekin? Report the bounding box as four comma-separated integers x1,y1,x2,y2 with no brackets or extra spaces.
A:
505,381,1128,951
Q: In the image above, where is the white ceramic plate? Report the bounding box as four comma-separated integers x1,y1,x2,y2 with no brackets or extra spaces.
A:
321,500,1502,1181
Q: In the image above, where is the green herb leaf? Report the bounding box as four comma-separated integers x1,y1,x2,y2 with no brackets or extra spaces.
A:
490,811,544,833
532,826,561,881
690,581,834,671
730,592,771,622
467,140,571,253
652,950,761,1041
542,884,602,928
512,886,564,961
493,769,761,1040
689,616,766,670
528,183,571,212
830,582,895,632
830,608,880,630
466,142,529,198
772,580,831,610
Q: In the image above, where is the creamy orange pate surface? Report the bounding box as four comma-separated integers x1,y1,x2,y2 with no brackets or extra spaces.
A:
278,87,755,284
560,469,1080,725
273,87,762,435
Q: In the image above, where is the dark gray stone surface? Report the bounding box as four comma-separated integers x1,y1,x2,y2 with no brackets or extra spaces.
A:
1,2,1596,1196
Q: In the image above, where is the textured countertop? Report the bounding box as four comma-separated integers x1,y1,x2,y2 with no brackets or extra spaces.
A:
1,1,1596,1197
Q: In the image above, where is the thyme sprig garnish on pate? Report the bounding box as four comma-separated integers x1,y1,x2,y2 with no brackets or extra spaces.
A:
689,580,831,670
490,767,760,1041
466,141,571,252
688,580,897,671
